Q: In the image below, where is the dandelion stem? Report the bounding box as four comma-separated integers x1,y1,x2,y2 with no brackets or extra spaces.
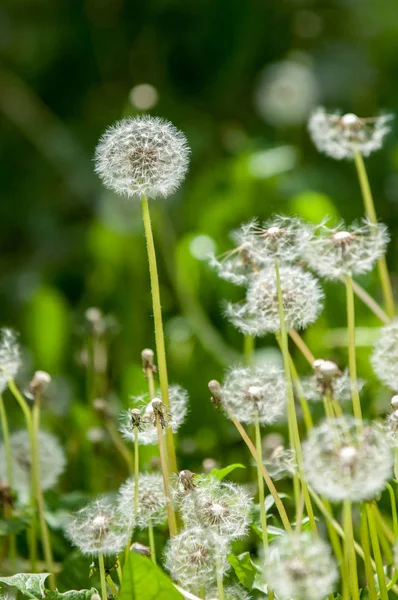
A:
366,502,389,600
106,575,118,595
254,417,268,556
274,259,317,534
288,329,315,365
386,483,398,541
98,552,108,600
228,413,292,532
243,334,254,366
148,525,156,564
343,499,360,600
354,150,395,318
0,394,16,568
360,505,378,600
141,194,177,473
345,274,362,422
155,417,177,536
8,379,37,571
134,427,139,524
215,552,225,600
32,395,56,589
349,278,390,324
288,355,313,430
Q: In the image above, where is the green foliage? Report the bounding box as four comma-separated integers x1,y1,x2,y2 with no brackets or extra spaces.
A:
0,513,30,536
227,552,258,590
120,553,183,600
0,573,50,598
208,463,246,480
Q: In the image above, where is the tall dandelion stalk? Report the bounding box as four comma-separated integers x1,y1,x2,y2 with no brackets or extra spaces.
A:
95,115,190,474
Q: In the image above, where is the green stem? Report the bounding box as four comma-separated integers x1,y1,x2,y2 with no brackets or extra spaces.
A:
8,379,37,571
106,574,118,595
105,420,134,474
243,335,254,366
229,413,292,532
387,483,398,541
350,278,390,324
215,553,225,600
254,417,268,556
98,553,108,600
141,195,177,473
148,525,156,564
353,150,395,318
345,274,362,422
155,417,177,536
288,356,313,431
274,259,317,534
32,398,56,589
134,427,139,523
343,499,360,600
0,394,16,569
366,503,388,600
360,504,378,600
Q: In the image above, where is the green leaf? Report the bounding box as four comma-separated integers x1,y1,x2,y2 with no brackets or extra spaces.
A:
263,493,289,515
227,552,257,590
46,588,98,600
0,514,31,536
209,463,245,481
0,573,50,598
120,552,183,600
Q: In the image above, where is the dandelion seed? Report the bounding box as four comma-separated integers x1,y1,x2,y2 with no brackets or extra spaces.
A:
264,532,338,600
117,472,166,530
0,329,21,394
302,219,388,279
308,107,392,159
226,265,324,335
302,417,393,501
120,385,188,445
219,365,287,425
371,320,398,391
0,430,66,504
164,527,230,592
177,476,252,539
95,116,190,199
65,497,128,556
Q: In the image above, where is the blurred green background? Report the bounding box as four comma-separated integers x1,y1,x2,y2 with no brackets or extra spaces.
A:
1,0,398,489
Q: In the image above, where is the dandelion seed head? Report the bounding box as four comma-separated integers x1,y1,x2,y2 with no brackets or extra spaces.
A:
117,472,166,530
391,395,398,410
0,329,21,394
302,365,363,403
264,446,297,480
95,116,190,199
308,107,392,160
371,320,398,391
66,497,128,556
0,430,66,504
178,477,252,539
264,532,338,600
120,385,188,445
226,265,324,335
220,365,287,425
303,417,393,501
164,527,230,592
303,219,388,279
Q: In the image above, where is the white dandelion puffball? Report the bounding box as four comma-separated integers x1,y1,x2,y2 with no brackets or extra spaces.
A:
264,532,338,600
178,476,252,539
302,368,364,403
0,329,21,393
207,585,251,600
164,527,230,592
117,472,166,530
95,116,190,199
308,107,392,159
220,365,287,425
384,410,398,448
263,446,297,480
371,320,398,391
0,430,66,503
120,384,188,445
302,220,388,279
303,417,393,502
65,497,129,556
226,264,324,335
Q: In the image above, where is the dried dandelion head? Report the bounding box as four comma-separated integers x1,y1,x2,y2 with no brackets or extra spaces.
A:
95,116,190,199
308,107,392,159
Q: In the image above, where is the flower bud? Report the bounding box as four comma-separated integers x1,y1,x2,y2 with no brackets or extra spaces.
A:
391,395,398,410
141,348,156,372
208,380,223,407
28,370,51,397
131,542,151,557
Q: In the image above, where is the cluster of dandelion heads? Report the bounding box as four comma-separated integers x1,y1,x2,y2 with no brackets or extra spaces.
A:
220,365,287,425
302,360,364,403
303,417,393,502
302,219,388,279
164,527,230,592
264,532,338,600
308,107,392,159
0,430,66,503
371,320,398,391
177,476,252,539
120,384,188,445
117,472,166,530
0,328,21,393
65,497,129,556
226,265,324,335
95,116,190,199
